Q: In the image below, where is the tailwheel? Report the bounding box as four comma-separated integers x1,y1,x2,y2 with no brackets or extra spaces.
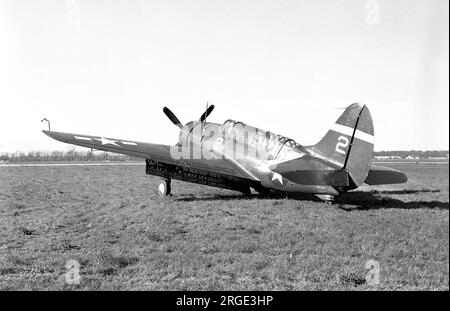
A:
158,179,171,197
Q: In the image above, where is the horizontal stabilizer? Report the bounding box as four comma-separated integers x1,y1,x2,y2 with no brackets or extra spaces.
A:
270,155,349,186
365,165,408,185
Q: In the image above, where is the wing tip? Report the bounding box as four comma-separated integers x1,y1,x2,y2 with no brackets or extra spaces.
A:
42,130,51,137
42,130,55,138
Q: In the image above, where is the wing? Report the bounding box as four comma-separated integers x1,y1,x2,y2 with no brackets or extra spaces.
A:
42,130,258,181
365,165,407,185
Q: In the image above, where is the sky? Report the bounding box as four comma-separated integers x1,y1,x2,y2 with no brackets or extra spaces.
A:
0,0,448,153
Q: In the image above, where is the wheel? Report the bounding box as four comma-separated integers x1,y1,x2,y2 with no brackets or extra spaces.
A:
316,194,334,204
255,187,271,196
158,179,171,197
252,184,271,196
239,187,251,196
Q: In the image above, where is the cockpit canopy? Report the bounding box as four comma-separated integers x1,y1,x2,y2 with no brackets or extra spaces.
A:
221,119,301,160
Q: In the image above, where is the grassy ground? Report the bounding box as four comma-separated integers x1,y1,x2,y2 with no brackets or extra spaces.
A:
0,162,448,290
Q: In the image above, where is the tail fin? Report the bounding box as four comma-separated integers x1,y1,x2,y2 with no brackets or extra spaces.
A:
311,103,374,188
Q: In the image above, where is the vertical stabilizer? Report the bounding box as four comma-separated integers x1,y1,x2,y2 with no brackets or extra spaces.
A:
311,103,374,188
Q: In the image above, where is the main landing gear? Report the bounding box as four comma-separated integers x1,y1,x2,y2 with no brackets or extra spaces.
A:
158,178,171,197
316,194,335,204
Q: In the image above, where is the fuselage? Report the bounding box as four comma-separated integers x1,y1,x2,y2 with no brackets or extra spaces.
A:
178,120,340,195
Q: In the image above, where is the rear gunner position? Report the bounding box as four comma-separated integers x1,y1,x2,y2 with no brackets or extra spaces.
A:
43,103,407,202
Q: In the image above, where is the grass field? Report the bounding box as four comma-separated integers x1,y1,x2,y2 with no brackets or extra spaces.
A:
0,162,448,290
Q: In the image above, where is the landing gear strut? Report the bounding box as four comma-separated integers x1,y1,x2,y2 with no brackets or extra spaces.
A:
158,178,171,197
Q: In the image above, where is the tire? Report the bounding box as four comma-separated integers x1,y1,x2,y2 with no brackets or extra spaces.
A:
255,187,271,196
240,187,251,196
158,179,171,197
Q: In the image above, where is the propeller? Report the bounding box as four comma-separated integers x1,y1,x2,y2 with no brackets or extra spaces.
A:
163,107,183,128
199,104,215,122
163,103,216,128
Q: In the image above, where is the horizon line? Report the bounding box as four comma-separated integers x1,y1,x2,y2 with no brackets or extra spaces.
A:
0,149,448,154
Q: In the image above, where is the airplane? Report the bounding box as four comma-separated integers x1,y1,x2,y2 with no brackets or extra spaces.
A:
42,103,407,202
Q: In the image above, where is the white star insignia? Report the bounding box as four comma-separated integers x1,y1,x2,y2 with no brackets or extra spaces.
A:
95,137,119,146
272,172,284,185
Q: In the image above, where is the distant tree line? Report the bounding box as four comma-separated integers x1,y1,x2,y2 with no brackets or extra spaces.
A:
0,150,141,163
373,150,449,158
0,149,448,163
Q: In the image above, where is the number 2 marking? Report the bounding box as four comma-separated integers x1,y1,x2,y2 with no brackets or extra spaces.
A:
335,136,349,155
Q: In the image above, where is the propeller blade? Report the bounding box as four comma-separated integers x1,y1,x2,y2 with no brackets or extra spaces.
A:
199,104,215,122
163,107,183,128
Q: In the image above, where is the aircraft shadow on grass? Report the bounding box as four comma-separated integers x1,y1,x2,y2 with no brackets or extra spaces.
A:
334,190,448,211
174,190,449,211
370,189,441,195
